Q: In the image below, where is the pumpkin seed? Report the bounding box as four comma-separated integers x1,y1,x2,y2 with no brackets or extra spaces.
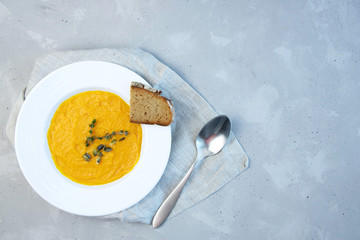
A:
110,139,117,146
104,147,112,152
83,153,91,162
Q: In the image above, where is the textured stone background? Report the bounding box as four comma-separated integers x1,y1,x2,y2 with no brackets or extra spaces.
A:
0,0,359,239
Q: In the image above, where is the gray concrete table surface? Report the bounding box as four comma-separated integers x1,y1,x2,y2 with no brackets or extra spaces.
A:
0,0,359,239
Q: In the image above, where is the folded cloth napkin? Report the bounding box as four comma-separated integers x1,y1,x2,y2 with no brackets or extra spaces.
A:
6,48,249,224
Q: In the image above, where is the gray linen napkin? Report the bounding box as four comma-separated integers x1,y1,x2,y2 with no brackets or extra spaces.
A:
6,48,249,224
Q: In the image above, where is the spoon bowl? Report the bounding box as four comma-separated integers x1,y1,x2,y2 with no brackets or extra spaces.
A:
152,115,232,228
196,115,231,158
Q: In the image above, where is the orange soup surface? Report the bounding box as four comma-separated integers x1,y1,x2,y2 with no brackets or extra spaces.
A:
47,91,142,185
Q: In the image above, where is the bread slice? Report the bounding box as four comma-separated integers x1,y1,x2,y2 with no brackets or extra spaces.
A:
130,82,174,126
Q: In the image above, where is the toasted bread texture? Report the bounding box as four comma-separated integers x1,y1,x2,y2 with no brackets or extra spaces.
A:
130,82,174,126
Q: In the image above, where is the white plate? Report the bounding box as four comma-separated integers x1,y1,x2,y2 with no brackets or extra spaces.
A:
15,61,171,216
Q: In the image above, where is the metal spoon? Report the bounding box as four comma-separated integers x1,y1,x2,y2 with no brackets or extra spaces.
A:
152,115,231,228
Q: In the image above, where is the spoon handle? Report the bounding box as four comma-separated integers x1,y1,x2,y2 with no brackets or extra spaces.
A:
152,162,196,228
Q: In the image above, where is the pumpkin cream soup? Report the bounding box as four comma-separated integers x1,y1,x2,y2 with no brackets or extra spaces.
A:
47,91,142,185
